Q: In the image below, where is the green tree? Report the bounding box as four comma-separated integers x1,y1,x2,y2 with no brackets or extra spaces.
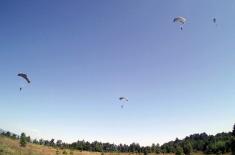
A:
231,137,235,155
26,136,31,142
183,141,192,155
151,144,156,153
144,150,148,155
11,134,17,140
6,131,11,137
20,133,27,147
215,141,226,154
155,143,161,154
50,138,55,147
232,123,235,155
33,139,39,144
176,146,184,155
57,140,63,148
39,139,44,145
233,123,235,136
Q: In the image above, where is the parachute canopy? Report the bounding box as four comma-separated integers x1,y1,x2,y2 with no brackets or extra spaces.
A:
173,16,187,25
17,73,30,83
119,97,128,102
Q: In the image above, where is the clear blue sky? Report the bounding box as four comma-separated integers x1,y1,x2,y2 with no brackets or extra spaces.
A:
0,0,235,146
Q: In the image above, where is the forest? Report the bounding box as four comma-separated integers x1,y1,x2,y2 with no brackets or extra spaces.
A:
1,124,235,155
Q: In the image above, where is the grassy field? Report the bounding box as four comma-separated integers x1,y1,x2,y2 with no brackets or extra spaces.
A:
0,135,231,155
0,135,146,155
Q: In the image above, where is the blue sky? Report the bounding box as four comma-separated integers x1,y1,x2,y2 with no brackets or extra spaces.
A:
0,0,235,146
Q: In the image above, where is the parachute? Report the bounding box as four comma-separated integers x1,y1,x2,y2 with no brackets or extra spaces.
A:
119,97,128,101
173,16,186,30
17,73,30,91
119,97,128,108
18,73,30,83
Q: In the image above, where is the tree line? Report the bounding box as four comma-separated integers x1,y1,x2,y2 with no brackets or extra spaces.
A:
1,123,235,155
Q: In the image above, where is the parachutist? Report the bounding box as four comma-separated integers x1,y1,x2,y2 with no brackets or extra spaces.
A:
18,73,30,91
173,16,186,30
119,97,128,109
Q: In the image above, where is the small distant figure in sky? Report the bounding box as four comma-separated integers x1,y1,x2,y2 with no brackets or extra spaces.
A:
17,73,31,83
119,97,128,108
17,72,31,91
173,16,186,30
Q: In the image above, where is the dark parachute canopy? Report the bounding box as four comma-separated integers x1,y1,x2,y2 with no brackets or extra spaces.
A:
18,73,30,83
17,73,30,91
119,97,128,102
173,16,186,30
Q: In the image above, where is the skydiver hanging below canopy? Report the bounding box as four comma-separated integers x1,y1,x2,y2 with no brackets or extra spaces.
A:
173,16,187,30
119,97,128,108
17,73,31,91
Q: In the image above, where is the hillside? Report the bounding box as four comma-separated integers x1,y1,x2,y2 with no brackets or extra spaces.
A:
0,135,110,155
0,135,232,155
0,135,145,155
